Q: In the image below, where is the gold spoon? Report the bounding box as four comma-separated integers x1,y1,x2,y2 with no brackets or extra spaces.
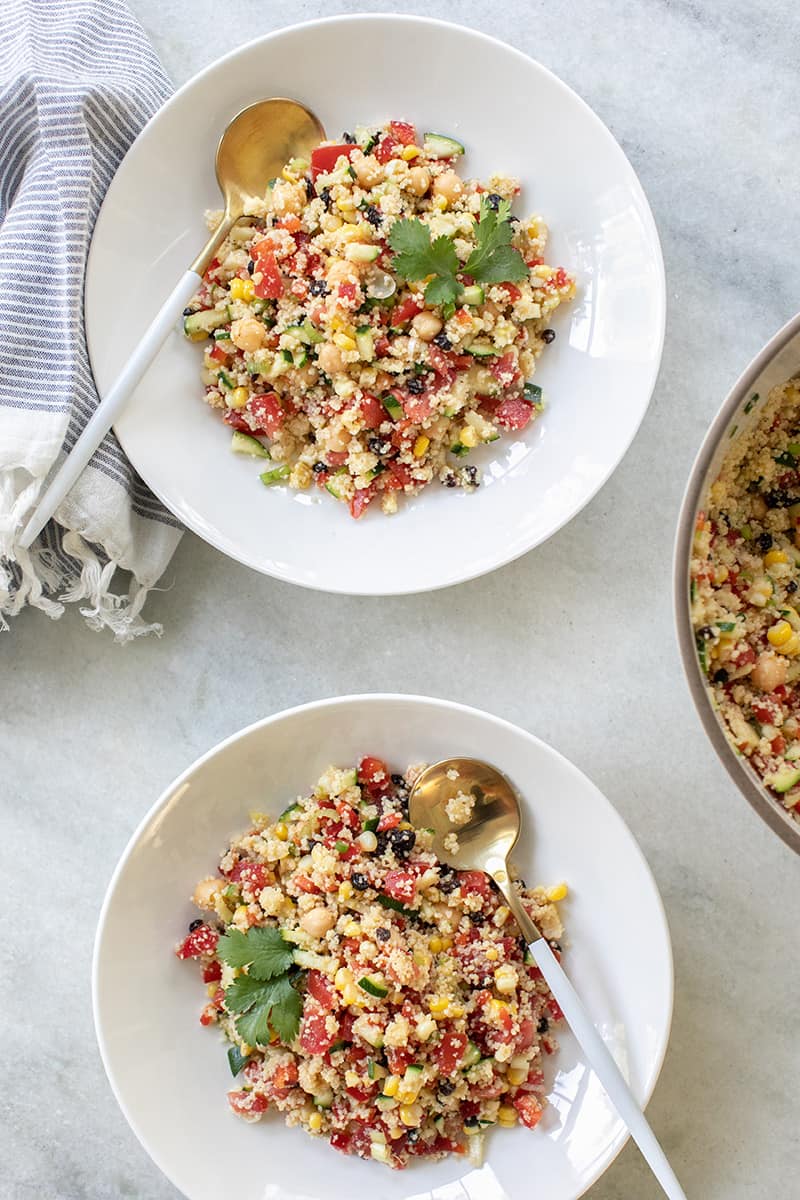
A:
409,759,688,1200
19,97,325,550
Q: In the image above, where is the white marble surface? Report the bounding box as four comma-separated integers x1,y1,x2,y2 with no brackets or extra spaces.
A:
4,3,800,1197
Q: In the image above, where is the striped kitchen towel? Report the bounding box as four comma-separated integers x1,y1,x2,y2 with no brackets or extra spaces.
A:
0,0,182,641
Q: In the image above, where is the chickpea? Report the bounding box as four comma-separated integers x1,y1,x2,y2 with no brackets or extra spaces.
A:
317,342,346,375
230,316,267,352
751,651,788,692
326,259,359,286
750,495,768,520
300,907,336,938
326,423,350,453
192,877,225,909
412,311,443,342
407,165,431,197
352,153,384,189
271,180,305,216
431,170,464,206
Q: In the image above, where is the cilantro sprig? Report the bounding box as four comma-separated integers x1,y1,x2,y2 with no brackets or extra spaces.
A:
217,926,302,1047
389,197,527,309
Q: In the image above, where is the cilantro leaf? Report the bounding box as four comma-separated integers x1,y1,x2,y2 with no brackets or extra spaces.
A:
269,981,302,1043
224,969,302,1047
389,219,460,307
236,1003,273,1049
217,926,294,980
464,197,527,285
224,973,273,1013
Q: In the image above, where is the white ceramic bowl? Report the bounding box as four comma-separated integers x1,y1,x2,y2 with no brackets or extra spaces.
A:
93,694,673,1200
85,14,665,595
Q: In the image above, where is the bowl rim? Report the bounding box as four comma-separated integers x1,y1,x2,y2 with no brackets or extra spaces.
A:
92,691,675,1200
673,309,800,854
86,11,667,596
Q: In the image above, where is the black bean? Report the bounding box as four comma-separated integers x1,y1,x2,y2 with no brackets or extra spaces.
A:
368,437,390,455
405,1128,420,1143
464,1115,480,1127
342,131,356,143
182,307,194,317
312,462,327,475
319,186,332,208
468,911,485,926
486,193,503,211
246,259,255,276
765,488,797,508
443,473,458,488
189,918,204,931
438,1080,455,1096
537,1016,549,1034
406,377,424,394
432,331,452,351
463,465,479,488
438,871,459,893
518,936,528,956
713,668,729,684
387,828,416,858
697,625,714,640
550,940,562,952
375,926,391,942
391,774,405,787
363,205,383,228
541,328,556,344
308,278,329,297
304,177,315,201
789,580,798,594
351,872,369,891
757,532,774,552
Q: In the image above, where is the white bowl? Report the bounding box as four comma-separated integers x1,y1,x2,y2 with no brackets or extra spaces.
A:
85,14,665,596
93,694,673,1200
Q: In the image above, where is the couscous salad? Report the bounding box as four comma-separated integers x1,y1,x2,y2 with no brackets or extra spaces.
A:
183,120,575,518
176,758,567,1168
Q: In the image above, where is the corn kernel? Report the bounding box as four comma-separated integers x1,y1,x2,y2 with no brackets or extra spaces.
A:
338,881,353,901
485,947,500,961
401,144,422,160
229,386,250,409
333,332,358,351
399,1104,422,1127
206,982,218,998
493,905,510,928
497,1105,517,1126
397,1086,420,1104
331,315,345,331
765,549,788,566
447,1004,464,1019
546,882,568,902
507,1067,526,1086
533,264,553,279
428,996,449,1015
459,425,479,448
230,277,252,301
783,632,800,657
768,620,793,647
308,1111,323,1133
273,821,288,840
494,965,518,994
488,999,509,1021
415,1015,437,1041
429,936,444,953
342,983,361,1005
343,920,361,937
383,1075,400,1097
713,565,729,585
413,435,430,458
335,967,354,990
440,936,453,950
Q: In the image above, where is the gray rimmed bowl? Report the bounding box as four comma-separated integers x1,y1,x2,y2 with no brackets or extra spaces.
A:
674,311,800,854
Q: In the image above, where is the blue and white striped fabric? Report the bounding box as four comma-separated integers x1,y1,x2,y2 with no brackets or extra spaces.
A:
0,0,182,640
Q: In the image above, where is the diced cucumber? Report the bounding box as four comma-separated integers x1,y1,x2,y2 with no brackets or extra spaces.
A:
362,816,379,832
370,1143,391,1165
716,621,736,632
403,1064,423,1083
466,341,496,358
283,324,307,341
302,318,324,344
375,1095,397,1112
293,949,329,970
377,894,411,915
217,368,235,390
462,284,484,306
247,353,273,376
227,1045,251,1077
450,443,470,458
183,307,228,336
279,801,301,820
765,765,800,793
346,243,380,264
367,1058,378,1080
356,327,375,361
213,328,232,341
260,465,291,486
462,1041,481,1069
382,393,405,420
281,348,294,365
358,975,389,998
354,124,379,152
340,768,358,788
523,382,543,405
325,468,348,500
294,347,309,368
423,132,465,159
231,431,270,459
314,1085,334,1109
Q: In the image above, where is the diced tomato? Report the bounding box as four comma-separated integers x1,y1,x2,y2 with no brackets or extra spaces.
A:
458,870,492,898
230,861,270,893
553,267,570,289
547,996,565,1022
495,396,533,431
391,297,423,325
374,335,391,356
248,393,284,438
326,450,348,468
513,1093,544,1129
277,214,302,233
489,351,520,386
350,485,376,520
199,1004,217,1026
358,756,392,795
222,408,253,433
435,1030,467,1074
515,1017,536,1051
359,393,385,429
389,120,417,145
339,1011,357,1043
338,281,358,304
499,283,522,302
228,1089,269,1117
294,874,321,894
251,247,283,299
300,1001,338,1055
202,960,222,984
307,970,338,1010
403,392,434,424
176,924,219,959
386,1045,415,1075
433,1135,466,1155
383,869,417,904
375,134,399,164
329,1130,352,1154
269,1060,298,1097
730,644,757,669
377,810,402,832
310,143,357,181
380,461,411,492
346,1084,376,1102
335,799,361,830
209,343,229,363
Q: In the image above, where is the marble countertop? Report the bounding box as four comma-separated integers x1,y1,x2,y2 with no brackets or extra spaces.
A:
5,2,799,1197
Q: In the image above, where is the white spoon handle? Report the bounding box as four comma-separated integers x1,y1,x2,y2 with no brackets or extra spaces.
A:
18,268,201,549
529,938,687,1199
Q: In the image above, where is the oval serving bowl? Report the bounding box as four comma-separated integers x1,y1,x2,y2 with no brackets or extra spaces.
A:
674,310,800,854
93,694,674,1200
85,14,665,596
